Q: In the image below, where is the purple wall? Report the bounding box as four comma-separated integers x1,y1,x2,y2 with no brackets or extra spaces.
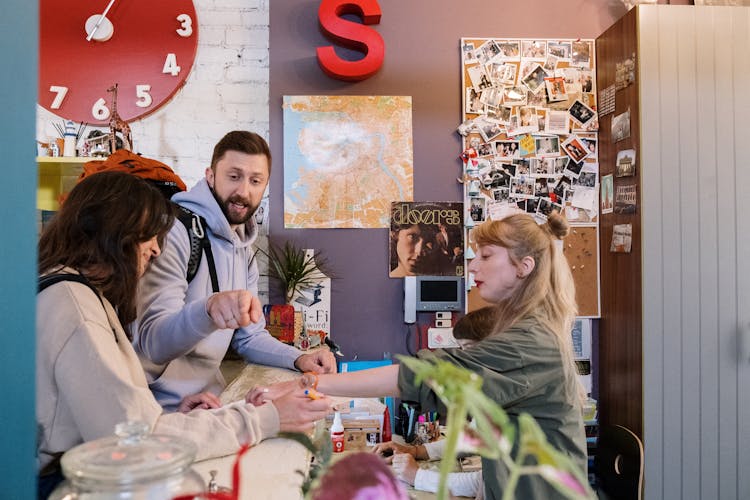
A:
268,0,630,361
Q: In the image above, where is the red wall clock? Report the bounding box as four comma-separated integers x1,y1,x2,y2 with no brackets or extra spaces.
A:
39,0,199,124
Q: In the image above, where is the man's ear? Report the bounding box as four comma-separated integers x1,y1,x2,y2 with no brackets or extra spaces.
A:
517,256,536,279
205,167,214,189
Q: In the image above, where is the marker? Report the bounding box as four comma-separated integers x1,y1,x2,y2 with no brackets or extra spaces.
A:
304,389,321,400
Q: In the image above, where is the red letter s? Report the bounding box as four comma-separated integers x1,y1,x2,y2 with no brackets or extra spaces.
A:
316,0,384,82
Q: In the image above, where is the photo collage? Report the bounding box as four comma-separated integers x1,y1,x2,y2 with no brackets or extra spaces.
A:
460,38,599,225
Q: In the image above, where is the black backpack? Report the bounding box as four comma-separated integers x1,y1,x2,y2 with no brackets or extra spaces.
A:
173,204,219,293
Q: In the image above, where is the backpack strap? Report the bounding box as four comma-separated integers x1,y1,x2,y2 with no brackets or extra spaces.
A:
173,204,219,293
38,273,118,342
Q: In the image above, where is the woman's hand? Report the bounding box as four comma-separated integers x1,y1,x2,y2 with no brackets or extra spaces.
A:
245,379,298,406
391,452,419,486
177,391,222,413
272,388,332,433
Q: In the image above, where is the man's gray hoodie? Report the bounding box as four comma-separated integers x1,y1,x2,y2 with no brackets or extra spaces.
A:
132,179,302,411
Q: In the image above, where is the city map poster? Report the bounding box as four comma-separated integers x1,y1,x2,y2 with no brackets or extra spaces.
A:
283,95,414,228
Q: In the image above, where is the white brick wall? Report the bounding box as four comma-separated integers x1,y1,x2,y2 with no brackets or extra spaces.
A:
36,0,270,187
36,0,271,298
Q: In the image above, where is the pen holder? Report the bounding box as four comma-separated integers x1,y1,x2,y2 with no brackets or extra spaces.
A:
396,403,440,445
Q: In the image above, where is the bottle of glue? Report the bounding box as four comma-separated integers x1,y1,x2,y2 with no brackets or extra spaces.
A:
331,412,345,453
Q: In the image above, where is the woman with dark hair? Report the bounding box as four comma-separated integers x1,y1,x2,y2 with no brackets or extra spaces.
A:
36,171,330,497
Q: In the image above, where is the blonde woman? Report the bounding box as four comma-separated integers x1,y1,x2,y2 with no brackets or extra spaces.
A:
250,212,586,500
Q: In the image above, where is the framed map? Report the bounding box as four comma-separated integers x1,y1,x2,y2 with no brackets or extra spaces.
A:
283,95,414,228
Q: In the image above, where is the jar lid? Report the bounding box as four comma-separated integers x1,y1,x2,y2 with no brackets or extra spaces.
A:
61,421,197,486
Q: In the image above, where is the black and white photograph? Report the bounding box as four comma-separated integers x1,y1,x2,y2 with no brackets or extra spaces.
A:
547,41,572,59
535,177,551,197
568,99,596,127
494,140,520,158
579,69,594,93
479,86,503,109
476,117,504,142
611,109,631,142
562,158,584,178
496,40,520,60
522,40,547,60
575,170,597,188
486,106,513,124
553,175,572,199
543,54,559,73
512,158,531,176
521,64,548,94
537,197,563,220
615,148,636,177
510,175,536,199
534,135,560,157
492,187,510,203
571,40,592,67
476,141,494,157
465,87,483,114
552,156,569,175
462,41,477,64
614,183,637,214
467,64,492,91
482,166,510,189
561,134,590,163
469,196,487,222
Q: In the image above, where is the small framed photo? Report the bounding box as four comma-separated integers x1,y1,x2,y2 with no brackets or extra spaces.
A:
534,135,560,157
469,196,487,222
544,76,568,102
601,174,614,214
462,41,477,64
496,40,521,60
571,40,593,67
616,149,637,177
521,40,547,60
521,64,548,94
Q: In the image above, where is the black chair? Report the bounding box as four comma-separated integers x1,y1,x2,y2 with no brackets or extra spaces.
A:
595,425,644,500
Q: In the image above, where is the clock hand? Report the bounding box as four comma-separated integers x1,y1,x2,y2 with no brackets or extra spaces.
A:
86,0,117,42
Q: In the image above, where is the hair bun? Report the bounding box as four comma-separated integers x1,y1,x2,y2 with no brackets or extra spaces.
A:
546,211,570,240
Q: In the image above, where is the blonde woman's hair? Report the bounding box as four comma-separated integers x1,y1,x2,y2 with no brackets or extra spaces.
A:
472,212,580,391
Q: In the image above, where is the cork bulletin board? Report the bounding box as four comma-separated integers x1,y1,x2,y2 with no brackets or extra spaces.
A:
459,38,600,317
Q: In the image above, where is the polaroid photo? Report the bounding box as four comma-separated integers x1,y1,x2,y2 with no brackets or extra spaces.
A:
536,197,563,220
479,86,504,109
575,170,597,188
568,99,597,127
517,106,540,133
484,61,505,85
535,177,551,197
521,64,548,95
601,174,614,214
579,69,595,93
492,187,510,203
467,64,492,91
506,113,520,137
518,133,537,157
571,185,597,211
548,41,572,60
534,135,561,157
496,40,521,60
476,141,494,158
525,90,546,108
544,110,570,135
462,41,478,64
535,108,547,132
469,196,487,222
571,41,593,67
529,158,543,177
512,158,531,176
500,62,519,86
614,183,637,214
553,175,573,199
543,54,559,73
562,159,584,179
522,40,547,60
510,175,536,199
579,136,598,157
552,156,569,176
525,197,539,214
501,162,517,177
483,169,510,189
615,148,636,177
545,76,568,102
494,140,520,159
538,157,558,178
611,109,631,142
465,87,483,114
485,106,513,125
503,86,528,107
476,117,504,142
561,135,591,163
556,67,580,85
476,39,501,64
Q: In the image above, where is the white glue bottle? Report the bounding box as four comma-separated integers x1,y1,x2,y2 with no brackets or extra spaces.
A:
331,412,345,453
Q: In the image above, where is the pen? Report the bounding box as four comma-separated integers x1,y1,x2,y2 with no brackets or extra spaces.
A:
304,389,321,400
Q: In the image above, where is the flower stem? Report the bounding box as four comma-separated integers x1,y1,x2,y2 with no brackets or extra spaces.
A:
436,402,467,500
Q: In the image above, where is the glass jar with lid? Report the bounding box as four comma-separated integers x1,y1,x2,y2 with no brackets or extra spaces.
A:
49,421,205,499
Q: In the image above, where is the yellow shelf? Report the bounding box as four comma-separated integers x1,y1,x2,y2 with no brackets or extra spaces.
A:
36,156,94,211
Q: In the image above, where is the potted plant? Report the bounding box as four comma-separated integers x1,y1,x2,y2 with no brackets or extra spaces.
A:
259,241,335,304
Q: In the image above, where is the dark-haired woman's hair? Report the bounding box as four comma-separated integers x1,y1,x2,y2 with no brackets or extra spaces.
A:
38,171,175,338
453,306,499,342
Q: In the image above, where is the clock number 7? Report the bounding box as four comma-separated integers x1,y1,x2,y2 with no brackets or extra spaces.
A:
49,86,69,109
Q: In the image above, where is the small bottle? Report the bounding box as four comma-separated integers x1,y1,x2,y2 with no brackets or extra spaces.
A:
331,412,345,453
63,121,77,157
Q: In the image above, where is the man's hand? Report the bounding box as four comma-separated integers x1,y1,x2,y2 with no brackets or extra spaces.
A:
272,388,332,433
391,452,419,486
177,391,222,413
372,441,420,463
294,349,337,374
206,290,262,330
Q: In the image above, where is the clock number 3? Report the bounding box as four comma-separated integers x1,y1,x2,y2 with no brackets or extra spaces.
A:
176,14,193,37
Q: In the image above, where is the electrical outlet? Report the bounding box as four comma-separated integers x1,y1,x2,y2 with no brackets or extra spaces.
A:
435,311,452,320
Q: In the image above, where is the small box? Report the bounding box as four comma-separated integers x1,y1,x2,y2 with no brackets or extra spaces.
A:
435,311,452,320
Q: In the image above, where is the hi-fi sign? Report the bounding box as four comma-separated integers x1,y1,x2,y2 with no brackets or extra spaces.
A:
316,0,384,81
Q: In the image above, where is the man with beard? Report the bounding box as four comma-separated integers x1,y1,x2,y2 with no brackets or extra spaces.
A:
132,131,336,411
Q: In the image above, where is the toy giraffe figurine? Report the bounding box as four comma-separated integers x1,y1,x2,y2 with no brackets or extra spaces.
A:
107,83,132,152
